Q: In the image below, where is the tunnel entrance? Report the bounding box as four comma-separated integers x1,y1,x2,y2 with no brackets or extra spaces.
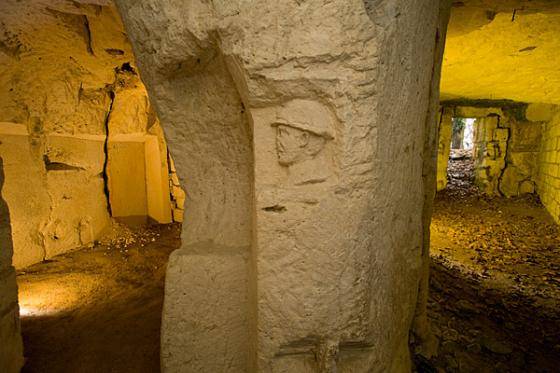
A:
423,1,560,370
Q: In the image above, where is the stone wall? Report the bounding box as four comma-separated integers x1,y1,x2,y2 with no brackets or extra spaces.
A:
0,124,110,268
471,107,541,197
436,108,453,191
501,113,542,197
116,0,449,371
168,157,185,223
472,114,508,195
0,158,24,373
0,125,175,268
535,105,560,223
0,0,178,268
437,105,542,197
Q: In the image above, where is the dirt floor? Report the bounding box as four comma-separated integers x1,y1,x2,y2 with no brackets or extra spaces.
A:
15,154,560,372
421,150,560,372
17,223,181,373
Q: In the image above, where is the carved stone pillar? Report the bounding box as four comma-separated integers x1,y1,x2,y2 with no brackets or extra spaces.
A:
115,0,449,371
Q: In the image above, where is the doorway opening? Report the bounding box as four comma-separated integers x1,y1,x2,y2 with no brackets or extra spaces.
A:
451,117,475,151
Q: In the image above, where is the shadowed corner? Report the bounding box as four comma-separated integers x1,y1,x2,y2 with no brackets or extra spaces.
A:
0,155,25,373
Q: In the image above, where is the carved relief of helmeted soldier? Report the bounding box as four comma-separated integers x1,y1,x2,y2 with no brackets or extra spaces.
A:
272,100,335,186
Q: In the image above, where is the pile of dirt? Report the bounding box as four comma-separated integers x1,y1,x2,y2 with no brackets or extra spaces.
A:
97,220,163,252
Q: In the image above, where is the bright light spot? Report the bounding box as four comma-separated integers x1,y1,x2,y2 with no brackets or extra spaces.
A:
18,273,100,318
19,305,32,317
463,118,475,150
18,296,61,318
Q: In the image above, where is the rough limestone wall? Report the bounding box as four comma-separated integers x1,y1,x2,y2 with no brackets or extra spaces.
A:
168,157,185,223
411,0,451,360
0,158,24,373
501,113,542,197
535,105,560,223
472,114,508,195
116,0,447,371
436,108,453,191
0,124,53,267
0,0,173,267
444,105,542,197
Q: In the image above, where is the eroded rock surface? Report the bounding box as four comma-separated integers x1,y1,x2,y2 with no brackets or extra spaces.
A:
0,0,178,268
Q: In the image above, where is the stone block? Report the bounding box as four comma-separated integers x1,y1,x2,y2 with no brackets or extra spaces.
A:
526,103,557,122
161,244,249,373
0,126,51,268
0,127,114,267
170,172,180,187
107,135,148,225
492,128,509,142
455,106,503,118
519,180,535,194
171,185,186,209
43,135,111,258
172,208,184,223
168,156,177,173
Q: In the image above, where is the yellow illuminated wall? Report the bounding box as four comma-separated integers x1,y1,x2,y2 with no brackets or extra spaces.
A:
537,107,560,223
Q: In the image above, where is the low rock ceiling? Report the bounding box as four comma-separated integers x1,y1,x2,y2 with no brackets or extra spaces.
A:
441,0,560,105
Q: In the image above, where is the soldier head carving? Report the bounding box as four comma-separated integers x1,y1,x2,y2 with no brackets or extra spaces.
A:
272,100,335,166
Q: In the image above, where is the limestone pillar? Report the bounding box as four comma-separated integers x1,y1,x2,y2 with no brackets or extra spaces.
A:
115,0,450,371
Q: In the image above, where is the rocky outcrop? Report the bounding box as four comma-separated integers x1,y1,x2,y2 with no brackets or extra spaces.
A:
536,104,560,223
